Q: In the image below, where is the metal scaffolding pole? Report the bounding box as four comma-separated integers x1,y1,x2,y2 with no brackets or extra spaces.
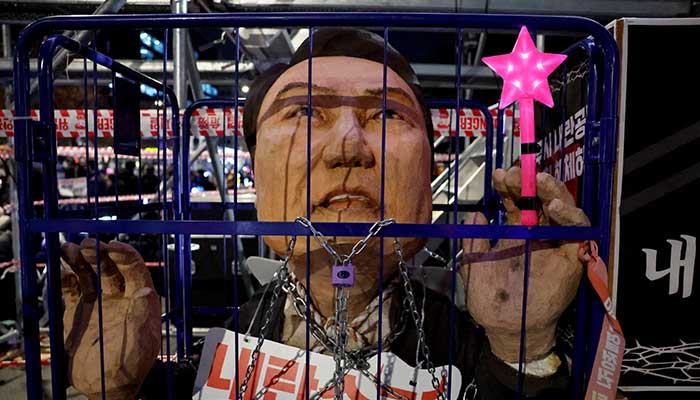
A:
1,21,22,349
2,24,10,107
173,0,188,105
183,28,255,298
465,32,486,100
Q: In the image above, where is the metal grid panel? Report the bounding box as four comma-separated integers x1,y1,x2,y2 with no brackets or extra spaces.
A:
13,12,619,400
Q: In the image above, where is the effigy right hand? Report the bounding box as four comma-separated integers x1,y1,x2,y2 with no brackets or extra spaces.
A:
61,239,161,399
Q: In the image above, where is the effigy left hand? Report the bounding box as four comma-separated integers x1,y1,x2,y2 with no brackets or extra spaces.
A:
460,167,590,364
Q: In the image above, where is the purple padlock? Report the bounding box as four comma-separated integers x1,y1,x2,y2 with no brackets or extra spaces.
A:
332,264,355,287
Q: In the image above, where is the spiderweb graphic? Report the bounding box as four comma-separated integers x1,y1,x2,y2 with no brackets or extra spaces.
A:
550,60,589,94
621,340,700,384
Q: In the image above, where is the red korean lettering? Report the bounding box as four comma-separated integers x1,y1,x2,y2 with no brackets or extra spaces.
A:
208,115,220,129
318,383,335,399
57,118,69,131
261,355,299,400
339,374,369,400
230,348,266,400
295,364,321,400
207,343,232,390
381,385,416,400
420,376,447,400
315,373,363,400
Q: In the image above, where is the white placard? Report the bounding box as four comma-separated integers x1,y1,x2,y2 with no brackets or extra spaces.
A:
193,328,461,400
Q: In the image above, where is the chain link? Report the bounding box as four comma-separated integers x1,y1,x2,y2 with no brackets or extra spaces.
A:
281,278,411,400
344,219,395,263
464,376,479,400
333,286,349,399
421,246,449,265
249,352,302,400
294,217,395,265
248,271,412,400
394,239,445,400
295,217,344,264
240,219,448,400
294,216,396,400
283,278,406,358
310,355,413,400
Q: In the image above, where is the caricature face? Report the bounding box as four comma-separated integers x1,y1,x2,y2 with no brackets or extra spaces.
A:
254,56,432,256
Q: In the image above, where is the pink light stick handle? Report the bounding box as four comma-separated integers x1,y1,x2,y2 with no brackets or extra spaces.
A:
519,98,537,227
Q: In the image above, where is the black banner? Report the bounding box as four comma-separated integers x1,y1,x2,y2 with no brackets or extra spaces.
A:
614,22,700,395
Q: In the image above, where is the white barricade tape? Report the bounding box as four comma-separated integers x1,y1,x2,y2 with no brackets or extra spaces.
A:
0,108,519,138
430,107,520,138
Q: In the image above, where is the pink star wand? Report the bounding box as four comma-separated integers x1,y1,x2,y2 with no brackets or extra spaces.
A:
482,26,566,227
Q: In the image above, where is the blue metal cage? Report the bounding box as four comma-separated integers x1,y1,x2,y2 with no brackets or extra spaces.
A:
13,12,619,400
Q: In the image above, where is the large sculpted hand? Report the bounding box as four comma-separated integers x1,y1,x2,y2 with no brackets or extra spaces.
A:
61,239,161,399
460,167,590,364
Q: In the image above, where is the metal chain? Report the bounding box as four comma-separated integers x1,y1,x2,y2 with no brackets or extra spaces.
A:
294,217,343,264
283,277,406,359
240,219,443,400
294,217,395,265
344,219,395,263
238,236,297,400
250,354,300,400
310,355,413,400
287,269,413,400
276,274,411,400
394,239,445,400
333,286,350,400
464,376,478,400
295,217,396,400
251,274,410,400
421,246,449,265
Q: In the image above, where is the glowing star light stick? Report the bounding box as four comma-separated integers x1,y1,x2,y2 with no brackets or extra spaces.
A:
482,26,566,226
